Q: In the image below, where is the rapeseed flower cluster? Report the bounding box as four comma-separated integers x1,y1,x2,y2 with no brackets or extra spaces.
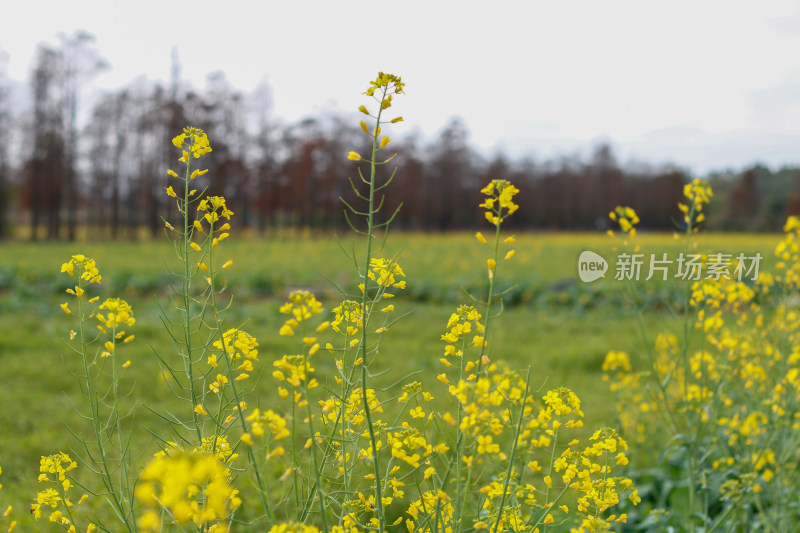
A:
135,452,240,531
60,254,101,285
360,258,406,298
321,386,383,435
242,408,290,447
31,453,93,532
603,180,800,528
365,72,405,99
480,179,519,227
42,76,639,532
466,379,637,531
272,354,317,390
279,290,327,346
776,215,800,289
441,304,485,362
56,253,140,531
607,206,639,238
165,127,211,198
679,178,713,226
61,256,137,361
348,72,404,162
418,186,636,532
172,126,213,160
266,523,364,533
193,196,235,273
96,297,135,358
207,328,259,387
329,300,365,351
59,254,102,315
197,196,234,225
96,298,135,332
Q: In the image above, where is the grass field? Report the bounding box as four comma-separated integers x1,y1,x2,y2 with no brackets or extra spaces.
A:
0,230,776,301
0,231,782,529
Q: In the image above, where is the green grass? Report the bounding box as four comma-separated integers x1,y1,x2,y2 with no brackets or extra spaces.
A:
0,231,778,303
0,231,781,528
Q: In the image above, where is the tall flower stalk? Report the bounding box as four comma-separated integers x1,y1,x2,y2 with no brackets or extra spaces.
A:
164,127,211,442
164,128,275,523
59,255,136,532
342,72,405,531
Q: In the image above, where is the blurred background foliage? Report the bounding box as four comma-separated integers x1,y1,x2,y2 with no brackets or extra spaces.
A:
0,31,795,242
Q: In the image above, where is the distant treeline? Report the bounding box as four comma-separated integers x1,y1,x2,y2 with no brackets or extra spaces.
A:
0,31,798,240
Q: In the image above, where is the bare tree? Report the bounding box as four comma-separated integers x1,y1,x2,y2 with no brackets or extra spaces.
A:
87,90,134,238
58,31,109,240
27,44,65,240
0,51,11,237
426,118,481,230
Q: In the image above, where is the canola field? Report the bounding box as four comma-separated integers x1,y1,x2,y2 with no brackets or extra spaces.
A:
1,73,797,532
0,229,786,531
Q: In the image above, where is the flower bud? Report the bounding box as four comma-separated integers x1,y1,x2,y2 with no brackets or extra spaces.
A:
347,152,362,161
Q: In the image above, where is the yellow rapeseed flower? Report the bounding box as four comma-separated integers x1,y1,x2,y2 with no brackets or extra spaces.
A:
172,127,212,159
135,452,238,531
609,206,639,238
480,179,519,227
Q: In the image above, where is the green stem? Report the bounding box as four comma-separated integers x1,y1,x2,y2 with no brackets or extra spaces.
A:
109,321,132,518
56,474,80,530
477,216,503,375
206,229,274,523
630,284,681,436
681,201,698,533
542,426,559,533
305,386,329,532
76,280,134,533
358,86,388,531
341,347,351,502
490,369,530,533
181,151,202,442
291,389,301,517
454,336,467,531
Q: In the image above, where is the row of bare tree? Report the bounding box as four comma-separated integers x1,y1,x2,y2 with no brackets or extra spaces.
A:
0,32,793,240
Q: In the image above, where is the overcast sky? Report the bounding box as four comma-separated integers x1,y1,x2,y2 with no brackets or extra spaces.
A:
2,0,800,174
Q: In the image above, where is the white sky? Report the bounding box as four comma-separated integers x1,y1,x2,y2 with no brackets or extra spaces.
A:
2,0,800,174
